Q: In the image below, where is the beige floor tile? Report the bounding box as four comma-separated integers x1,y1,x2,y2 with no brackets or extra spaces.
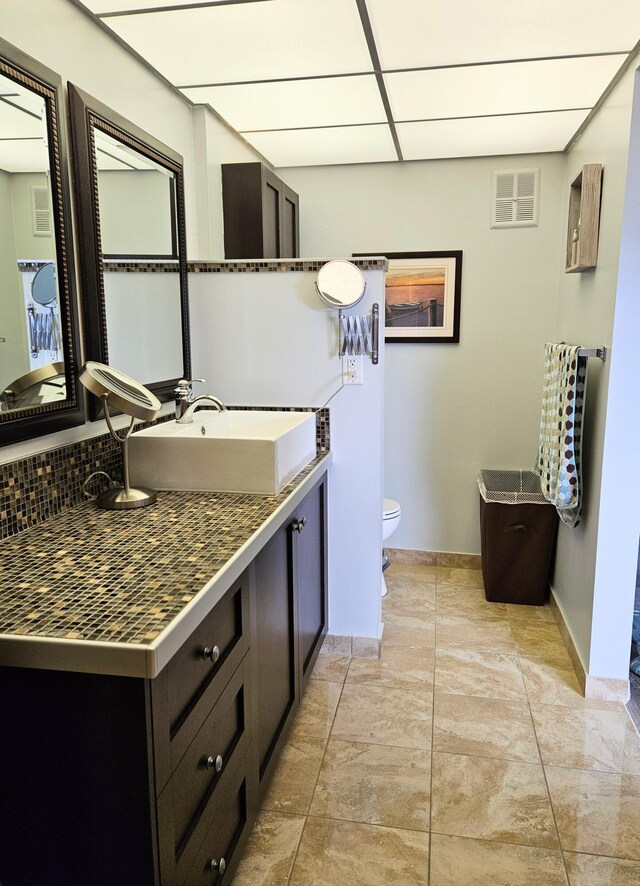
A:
386,562,437,584
563,851,640,885
383,579,436,614
431,751,559,848
510,621,570,661
520,656,586,707
309,739,431,830
433,692,539,762
505,602,556,623
289,817,429,886
290,680,342,740
532,704,640,775
436,566,484,589
383,610,436,648
331,683,432,749
309,654,351,684
430,834,568,885
347,644,434,692
436,586,508,620
231,810,305,886
435,648,527,700
436,614,517,654
546,766,640,860
261,733,326,815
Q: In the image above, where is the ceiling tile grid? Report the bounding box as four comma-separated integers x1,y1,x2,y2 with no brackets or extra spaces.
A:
85,0,639,167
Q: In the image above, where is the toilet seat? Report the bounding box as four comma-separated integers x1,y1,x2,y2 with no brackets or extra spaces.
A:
383,498,401,520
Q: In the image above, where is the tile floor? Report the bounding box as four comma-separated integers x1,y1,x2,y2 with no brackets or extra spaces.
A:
231,562,640,885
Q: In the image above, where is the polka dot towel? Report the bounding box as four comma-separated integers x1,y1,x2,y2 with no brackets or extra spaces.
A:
536,343,588,528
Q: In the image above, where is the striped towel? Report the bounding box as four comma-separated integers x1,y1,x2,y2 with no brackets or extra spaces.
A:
536,343,588,528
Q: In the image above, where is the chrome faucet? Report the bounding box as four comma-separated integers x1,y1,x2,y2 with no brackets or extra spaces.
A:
175,378,227,424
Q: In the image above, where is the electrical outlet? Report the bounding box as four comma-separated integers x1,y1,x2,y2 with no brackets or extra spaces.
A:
342,355,364,385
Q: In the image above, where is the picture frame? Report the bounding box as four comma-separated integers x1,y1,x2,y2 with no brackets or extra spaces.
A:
353,251,462,343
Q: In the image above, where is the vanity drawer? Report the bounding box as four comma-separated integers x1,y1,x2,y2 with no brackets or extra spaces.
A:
171,657,249,861
168,574,250,767
181,747,256,886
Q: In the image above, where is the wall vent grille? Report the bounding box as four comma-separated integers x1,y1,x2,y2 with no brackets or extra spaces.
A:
31,185,52,237
491,169,540,228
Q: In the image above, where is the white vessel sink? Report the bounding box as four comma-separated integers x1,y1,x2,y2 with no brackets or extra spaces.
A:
129,410,317,495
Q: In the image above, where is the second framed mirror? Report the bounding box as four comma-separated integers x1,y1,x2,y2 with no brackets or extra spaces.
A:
68,84,190,419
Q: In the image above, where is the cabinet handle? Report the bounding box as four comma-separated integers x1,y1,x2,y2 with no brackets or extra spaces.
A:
208,856,226,875
292,517,307,533
202,645,220,663
206,754,224,772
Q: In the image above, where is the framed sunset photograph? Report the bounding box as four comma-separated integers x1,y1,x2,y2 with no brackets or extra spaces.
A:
354,251,463,343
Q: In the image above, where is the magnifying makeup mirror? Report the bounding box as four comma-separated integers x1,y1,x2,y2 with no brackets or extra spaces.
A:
315,260,366,310
31,262,57,307
79,361,161,510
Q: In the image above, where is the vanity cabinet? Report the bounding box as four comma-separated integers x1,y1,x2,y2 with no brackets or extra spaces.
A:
0,471,327,886
221,162,300,259
254,475,327,791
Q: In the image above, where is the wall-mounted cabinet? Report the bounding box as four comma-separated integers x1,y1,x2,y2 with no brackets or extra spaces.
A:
565,163,603,273
222,162,300,259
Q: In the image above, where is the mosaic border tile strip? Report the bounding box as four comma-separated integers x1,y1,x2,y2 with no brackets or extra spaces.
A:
103,261,180,273
17,261,50,273
0,456,326,646
188,258,388,273
1,407,329,541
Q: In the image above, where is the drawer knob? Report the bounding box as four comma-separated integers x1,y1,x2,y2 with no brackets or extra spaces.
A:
208,856,226,875
292,516,307,533
206,754,224,772
202,645,220,663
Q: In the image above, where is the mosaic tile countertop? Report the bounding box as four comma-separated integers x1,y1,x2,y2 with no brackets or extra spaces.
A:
0,454,330,679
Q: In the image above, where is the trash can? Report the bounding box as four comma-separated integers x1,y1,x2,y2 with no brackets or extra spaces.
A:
478,469,559,606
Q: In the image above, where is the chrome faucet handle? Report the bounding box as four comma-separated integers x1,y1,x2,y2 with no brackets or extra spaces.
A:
175,378,206,398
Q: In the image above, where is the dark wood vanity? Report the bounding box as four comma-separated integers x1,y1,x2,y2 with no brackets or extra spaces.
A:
0,470,328,886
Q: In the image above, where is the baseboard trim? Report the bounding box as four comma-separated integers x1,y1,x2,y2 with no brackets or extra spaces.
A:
320,633,381,659
549,588,630,703
387,548,481,570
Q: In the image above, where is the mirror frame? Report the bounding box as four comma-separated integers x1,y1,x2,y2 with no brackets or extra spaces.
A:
0,38,83,444
68,83,191,420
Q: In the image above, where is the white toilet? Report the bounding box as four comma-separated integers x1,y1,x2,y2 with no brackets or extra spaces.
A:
382,498,402,597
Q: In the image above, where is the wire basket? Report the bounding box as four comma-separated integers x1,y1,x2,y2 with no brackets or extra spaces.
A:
478,469,548,505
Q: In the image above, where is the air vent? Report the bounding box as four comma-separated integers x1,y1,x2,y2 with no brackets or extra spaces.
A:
31,185,52,237
491,169,540,228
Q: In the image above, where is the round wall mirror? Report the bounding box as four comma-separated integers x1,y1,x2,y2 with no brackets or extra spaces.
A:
315,260,366,310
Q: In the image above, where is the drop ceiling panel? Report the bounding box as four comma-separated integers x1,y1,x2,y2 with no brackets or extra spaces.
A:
104,0,373,85
367,0,639,69
241,124,397,167
85,0,237,11
0,101,46,139
385,55,626,121
397,110,590,161
0,141,50,173
182,75,386,131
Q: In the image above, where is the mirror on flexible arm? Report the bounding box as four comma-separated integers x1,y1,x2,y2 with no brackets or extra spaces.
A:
0,37,83,443
80,361,161,510
68,84,190,420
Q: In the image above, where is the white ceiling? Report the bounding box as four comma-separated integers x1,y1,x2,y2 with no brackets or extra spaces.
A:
83,0,640,168
0,72,49,172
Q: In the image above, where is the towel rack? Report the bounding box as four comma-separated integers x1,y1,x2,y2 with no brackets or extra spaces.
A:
577,346,607,361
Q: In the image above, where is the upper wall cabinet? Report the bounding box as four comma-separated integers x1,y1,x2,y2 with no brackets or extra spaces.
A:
222,162,299,259
68,84,191,419
0,38,83,445
565,163,603,273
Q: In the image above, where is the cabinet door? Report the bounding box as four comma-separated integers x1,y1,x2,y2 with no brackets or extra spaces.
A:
281,185,299,258
294,477,328,687
253,521,297,784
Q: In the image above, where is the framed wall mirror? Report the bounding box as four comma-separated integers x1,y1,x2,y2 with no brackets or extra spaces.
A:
68,84,190,420
0,38,83,444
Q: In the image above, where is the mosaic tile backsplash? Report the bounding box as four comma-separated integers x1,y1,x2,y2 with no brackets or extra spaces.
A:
0,407,329,541
0,457,326,645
